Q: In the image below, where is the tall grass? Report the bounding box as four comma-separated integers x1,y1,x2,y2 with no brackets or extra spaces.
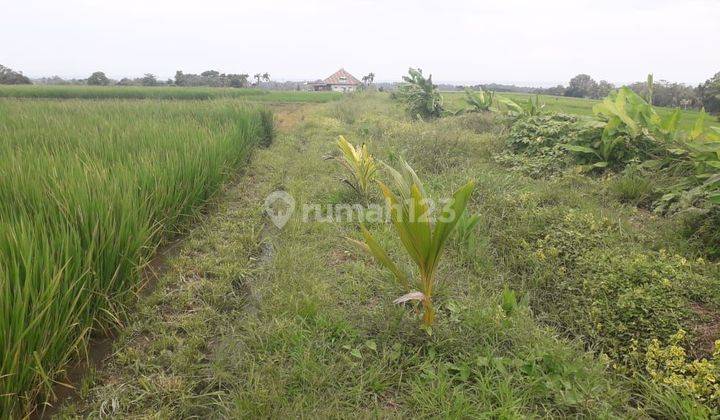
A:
0,99,272,416
0,85,341,102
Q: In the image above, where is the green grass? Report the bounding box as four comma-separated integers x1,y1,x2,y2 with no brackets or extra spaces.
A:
443,91,720,131
0,98,272,417
59,93,716,417
0,85,341,102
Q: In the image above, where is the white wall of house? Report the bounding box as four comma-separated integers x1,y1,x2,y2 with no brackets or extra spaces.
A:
330,84,357,92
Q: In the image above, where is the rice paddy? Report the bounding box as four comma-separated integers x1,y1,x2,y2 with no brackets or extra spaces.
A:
0,85,340,102
0,98,273,416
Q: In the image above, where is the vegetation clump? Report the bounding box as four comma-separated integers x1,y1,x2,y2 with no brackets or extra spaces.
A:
494,113,589,177
645,330,720,409
530,211,720,370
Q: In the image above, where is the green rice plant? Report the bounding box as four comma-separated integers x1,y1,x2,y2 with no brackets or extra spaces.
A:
394,68,444,120
0,84,342,102
257,108,276,147
350,160,475,330
0,99,269,417
464,88,494,112
330,135,378,200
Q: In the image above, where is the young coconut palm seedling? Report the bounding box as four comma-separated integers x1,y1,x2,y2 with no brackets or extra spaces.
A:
454,209,482,253
350,159,475,330
329,135,378,201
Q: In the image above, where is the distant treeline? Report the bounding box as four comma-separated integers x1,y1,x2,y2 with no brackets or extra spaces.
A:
2,63,719,113
465,73,720,112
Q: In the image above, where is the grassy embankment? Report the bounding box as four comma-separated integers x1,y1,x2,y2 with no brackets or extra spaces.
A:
61,93,719,417
0,98,274,416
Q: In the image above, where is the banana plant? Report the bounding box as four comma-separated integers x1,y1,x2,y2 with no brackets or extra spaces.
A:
592,87,680,141
525,95,546,116
350,160,475,329
494,95,544,117
395,68,444,119
563,87,683,170
494,96,521,115
464,88,495,112
330,135,377,200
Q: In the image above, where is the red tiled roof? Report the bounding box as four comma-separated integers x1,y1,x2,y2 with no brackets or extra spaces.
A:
323,68,360,85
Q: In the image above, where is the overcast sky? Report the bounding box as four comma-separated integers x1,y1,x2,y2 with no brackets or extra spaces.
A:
2,0,718,87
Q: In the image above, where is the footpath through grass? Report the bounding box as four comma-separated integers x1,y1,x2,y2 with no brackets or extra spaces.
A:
57,94,718,417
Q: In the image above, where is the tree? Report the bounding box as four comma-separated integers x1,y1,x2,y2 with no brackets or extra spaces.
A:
565,74,598,98
228,73,249,88
201,70,220,77
536,85,566,96
627,79,698,109
141,73,157,86
699,72,720,114
174,70,185,86
0,64,31,84
261,72,270,83
87,71,109,86
362,72,375,85
596,80,615,99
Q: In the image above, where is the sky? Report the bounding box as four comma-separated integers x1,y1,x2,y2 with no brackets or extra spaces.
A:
2,0,719,87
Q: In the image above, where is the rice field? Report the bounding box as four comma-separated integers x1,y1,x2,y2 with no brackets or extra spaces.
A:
0,98,273,416
0,85,341,102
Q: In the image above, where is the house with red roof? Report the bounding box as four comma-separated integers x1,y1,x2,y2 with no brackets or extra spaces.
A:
307,68,361,92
